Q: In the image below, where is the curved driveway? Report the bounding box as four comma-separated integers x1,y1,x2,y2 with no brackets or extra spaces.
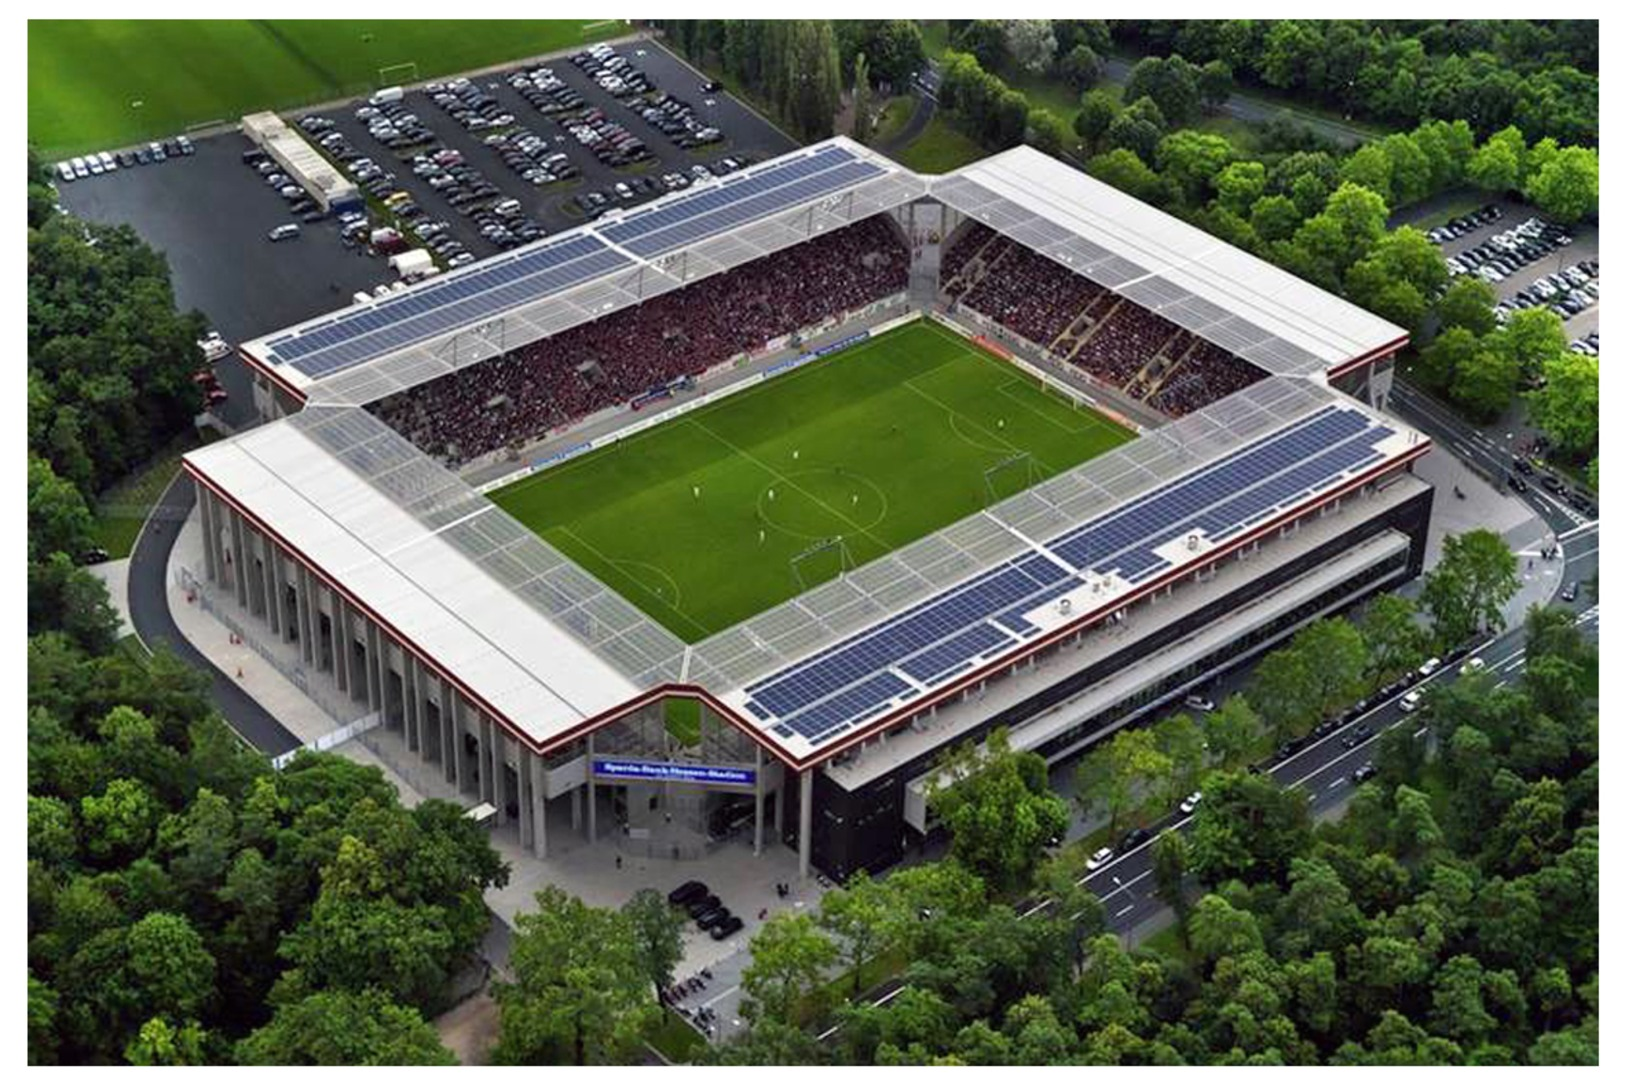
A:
127,473,301,756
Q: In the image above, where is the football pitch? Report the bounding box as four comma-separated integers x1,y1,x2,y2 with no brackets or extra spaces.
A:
29,19,624,155
491,321,1135,642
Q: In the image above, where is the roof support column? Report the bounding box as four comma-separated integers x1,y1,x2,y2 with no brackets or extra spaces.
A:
491,730,509,828
754,746,764,857
533,752,548,859
295,565,315,667
440,683,457,784
364,619,382,713
229,508,248,609
798,768,813,878
404,655,422,754
517,747,535,850
478,715,496,806
586,733,597,845
263,544,282,639
453,695,473,795
199,489,218,584
332,596,349,694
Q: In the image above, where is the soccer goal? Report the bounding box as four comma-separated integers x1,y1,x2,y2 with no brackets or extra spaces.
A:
984,450,1039,503
790,536,854,591
377,61,419,88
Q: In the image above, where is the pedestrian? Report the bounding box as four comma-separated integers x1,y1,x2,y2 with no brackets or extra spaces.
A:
758,907,768,920
235,666,243,679
615,854,622,870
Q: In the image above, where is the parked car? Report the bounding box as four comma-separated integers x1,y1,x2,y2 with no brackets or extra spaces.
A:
267,224,301,242
1352,762,1378,784
1399,691,1424,713
1179,791,1203,815
667,881,708,906
1561,582,1579,602
1085,846,1115,872
710,914,744,940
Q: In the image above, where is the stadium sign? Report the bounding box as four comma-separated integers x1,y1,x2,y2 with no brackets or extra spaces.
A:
591,759,757,786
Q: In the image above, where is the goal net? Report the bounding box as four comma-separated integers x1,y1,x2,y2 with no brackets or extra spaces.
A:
377,61,419,88
789,536,854,591
984,450,1038,503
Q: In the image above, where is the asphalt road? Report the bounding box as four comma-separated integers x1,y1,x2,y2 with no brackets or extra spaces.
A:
125,474,302,756
1101,57,1371,148
1388,379,1596,535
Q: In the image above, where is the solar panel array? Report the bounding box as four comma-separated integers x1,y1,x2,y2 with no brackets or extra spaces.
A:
266,235,630,378
743,405,1397,749
599,144,885,258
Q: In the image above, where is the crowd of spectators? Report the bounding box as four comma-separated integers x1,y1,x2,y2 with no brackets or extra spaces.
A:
940,224,1265,418
371,216,909,465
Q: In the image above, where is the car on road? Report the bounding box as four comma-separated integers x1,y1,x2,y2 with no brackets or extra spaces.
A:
1183,693,1216,712
710,914,744,940
1119,827,1151,852
668,880,708,906
1509,475,1529,493
1562,582,1579,602
1352,762,1378,784
1418,657,1442,677
1179,791,1203,815
267,224,301,242
1463,656,1486,673
1399,690,1424,713
1085,846,1115,872
1341,723,1375,749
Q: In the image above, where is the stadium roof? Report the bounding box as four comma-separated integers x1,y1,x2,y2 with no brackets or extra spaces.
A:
929,146,1408,378
241,138,925,406
186,376,1426,768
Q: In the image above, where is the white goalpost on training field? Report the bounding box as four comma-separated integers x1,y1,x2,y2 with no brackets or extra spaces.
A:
984,450,1038,504
789,535,854,590
377,61,419,88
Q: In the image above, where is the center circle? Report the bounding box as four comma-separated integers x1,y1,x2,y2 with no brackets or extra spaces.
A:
757,469,888,539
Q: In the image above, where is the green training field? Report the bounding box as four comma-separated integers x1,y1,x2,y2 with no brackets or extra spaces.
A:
491,321,1135,642
29,19,625,156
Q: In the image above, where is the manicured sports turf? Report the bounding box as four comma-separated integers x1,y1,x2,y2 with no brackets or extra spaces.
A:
29,19,625,155
490,321,1134,642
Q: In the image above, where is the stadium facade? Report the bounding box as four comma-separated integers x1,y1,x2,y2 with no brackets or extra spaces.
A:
184,139,1429,879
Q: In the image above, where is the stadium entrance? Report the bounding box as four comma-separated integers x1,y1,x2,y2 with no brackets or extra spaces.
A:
585,697,786,861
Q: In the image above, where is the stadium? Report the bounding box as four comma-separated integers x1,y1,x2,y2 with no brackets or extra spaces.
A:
183,137,1431,880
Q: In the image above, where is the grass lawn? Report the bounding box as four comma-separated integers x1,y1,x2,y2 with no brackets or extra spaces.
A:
894,116,989,173
868,94,917,148
93,433,203,560
645,1007,705,1063
30,19,624,155
491,321,1132,641
1139,920,1195,966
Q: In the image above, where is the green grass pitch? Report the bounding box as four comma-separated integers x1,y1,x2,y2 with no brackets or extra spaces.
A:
29,19,624,156
490,321,1135,642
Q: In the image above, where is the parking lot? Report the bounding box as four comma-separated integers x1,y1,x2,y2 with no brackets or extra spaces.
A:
1428,197,1600,349
294,37,796,262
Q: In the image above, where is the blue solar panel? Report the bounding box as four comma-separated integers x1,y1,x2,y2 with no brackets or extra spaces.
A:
267,235,632,379
599,145,885,259
743,405,1400,749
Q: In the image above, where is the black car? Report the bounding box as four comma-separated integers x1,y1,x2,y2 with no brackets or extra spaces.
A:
710,914,744,940
1541,474,1567,495
1513,457,1534,474
1119,827,1151,852
694,905,731,930
700,79,724,93
1351,763,1378,784
1561,582,1579,602
687,894,721,920
668,880,708,906
1274,738,1303,761
1341,724,1374,750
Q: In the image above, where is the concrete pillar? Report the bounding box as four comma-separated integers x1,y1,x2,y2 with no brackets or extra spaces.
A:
441,686,458,784
534,761,548,860
518,747,535,849
491,732,509,828
376,636,392,728
453,696,473,794
210,494,230,589
324,597,341,680
363,620,380,712
478,717,496,805
199,493,218,583
404,657,421,753
799,768,813,878
332,598,349,694
229,510,249,608
754,747,765,856
296,566,315,666
775,785,786,839
571,787,582,830
586,735,597,844
263,545,282,637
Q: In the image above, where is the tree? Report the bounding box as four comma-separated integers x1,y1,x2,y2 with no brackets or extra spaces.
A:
126,911,217,1022
1467,125,1525,192
1449,343,1521,420
622,888,685,1002
1292,618,1370,721
1488,306,1568,382
124,1017,211,1066
1434,277,1500,337
1187,894,1264,964
1072,89,1118,149
28,553,122,653
926,728,1069,892
1058,44,1101,91
1025,108,1070,157
1198,60,1234,112
236,989,456,1065
1339,144,1393,206
1152,712,1206,805
1156,130,1235,205
1074,727,1170,838
28,454,96,564
494,886,657,1064
1187,772,1312,885
1086,149,1169,206
850,53,872,144
1105,96,1167,164
1247,646,1319,744
1002,20,1056,74
1151,831,1193,931
28,974,58,1065
1345,227,1449,331
1250,194,1302,243
1421,530,1520,648
1123,54,1201,127
1524,145,1597,222
79,778,157,863
819,871,899,998
1214,161,1266,216
1360,593,1429,684
1202,695,1267,770
1527,352,1598,458
740,913,839,1025
1381,133,1435,207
